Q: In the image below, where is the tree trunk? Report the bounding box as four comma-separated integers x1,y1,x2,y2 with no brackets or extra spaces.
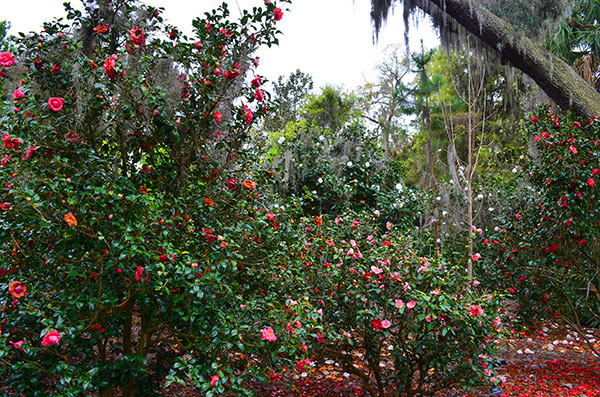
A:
427,0,600,118
375,0,600,119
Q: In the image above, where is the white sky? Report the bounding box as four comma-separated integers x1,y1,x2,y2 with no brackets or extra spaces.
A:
3,0,439,91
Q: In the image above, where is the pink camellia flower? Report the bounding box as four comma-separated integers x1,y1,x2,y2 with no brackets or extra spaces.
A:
129,26,145,46
469,305,484,317
0,52,15,67
261,326,277,342
381,320,391,329
12,88,25,99
425,315,432,323
41,330,61,346
48,97,65,112
395,299,405,309
210,375,219,387
472,253,481,261
569,145,578,154
407,301,416,309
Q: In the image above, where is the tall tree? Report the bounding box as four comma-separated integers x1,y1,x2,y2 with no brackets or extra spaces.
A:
370,0,600,118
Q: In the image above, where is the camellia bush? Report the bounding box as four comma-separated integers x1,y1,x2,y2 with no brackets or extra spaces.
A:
268,211,507,396
480,108,600,332
0,0,300,395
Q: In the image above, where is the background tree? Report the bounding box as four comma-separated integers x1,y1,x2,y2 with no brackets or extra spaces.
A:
370,0,600,118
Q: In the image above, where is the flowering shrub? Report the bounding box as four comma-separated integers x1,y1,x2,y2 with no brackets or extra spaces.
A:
275,211,506,396
481,109,600,328
0,0,294,395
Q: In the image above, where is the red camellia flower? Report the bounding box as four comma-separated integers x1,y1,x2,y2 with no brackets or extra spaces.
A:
579,239,587,248
224,68,240,80
469,305,484,317
135,266,148,283
371,319,383,330
103,56,116,78
227,178,239,191
593,168,600,177
251,76,262,87
41,330,61,346
48,97,65,112
129,26,145,46
0,51,15,67
273,7,284,21
9,281,27,299
254,88,265,102
213,111,222,122
587,178,595,187
531,116,538,122
242,179,256,191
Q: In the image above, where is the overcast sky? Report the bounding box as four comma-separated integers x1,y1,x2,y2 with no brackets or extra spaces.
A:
3,0,439,90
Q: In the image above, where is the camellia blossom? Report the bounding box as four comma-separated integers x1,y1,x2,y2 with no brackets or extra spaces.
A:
103,56,117,78
213,111,222,122
273,7,284,21
395,299,405,309
129,26,145,46
210,375,219,387
381,320,391,329
41,330,61,346
48,97,65,112
64,212,78,227
0,51,15,67
587,178,595,187
9,281,27,299
469,305,484,317
251,76,262,87
569,145,578,154
135,266,148,283
242,179,256,191
254,88,265,101
407,301,416,309
472,253,482,261
261,326,277,342
12,88,25,99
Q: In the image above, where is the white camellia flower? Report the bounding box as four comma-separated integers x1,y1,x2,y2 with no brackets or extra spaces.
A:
277,136,285,144
317,177,323,184
365,161,370,167
347,161,353,167
477,193,484,200
319,135,325,141
395,183,403,192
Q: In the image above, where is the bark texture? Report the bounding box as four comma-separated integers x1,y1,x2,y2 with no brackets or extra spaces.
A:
375,0,600,119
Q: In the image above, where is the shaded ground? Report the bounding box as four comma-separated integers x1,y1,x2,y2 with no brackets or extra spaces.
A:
164,320,600,396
